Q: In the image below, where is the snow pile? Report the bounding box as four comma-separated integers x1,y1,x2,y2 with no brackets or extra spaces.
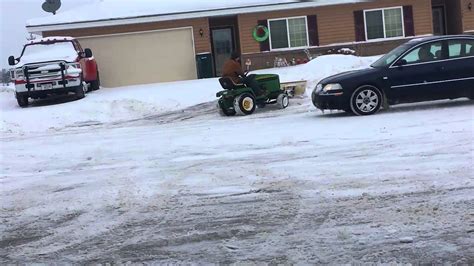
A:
253,54,380,95
0,54,379,134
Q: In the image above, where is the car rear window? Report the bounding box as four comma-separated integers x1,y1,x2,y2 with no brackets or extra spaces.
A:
448,39,474,58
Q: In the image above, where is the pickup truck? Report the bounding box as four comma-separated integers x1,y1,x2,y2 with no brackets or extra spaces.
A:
8,36,100,107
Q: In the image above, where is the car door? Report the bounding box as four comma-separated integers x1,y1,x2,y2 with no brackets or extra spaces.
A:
387,41,448,103
441,38,474,98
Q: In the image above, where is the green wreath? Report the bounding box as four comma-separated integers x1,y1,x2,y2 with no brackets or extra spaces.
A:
253,25,269,42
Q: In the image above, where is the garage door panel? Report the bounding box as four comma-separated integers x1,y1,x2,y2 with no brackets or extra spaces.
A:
79,28,196,87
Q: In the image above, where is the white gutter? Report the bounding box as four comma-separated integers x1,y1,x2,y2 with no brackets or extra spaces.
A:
27,0,367,33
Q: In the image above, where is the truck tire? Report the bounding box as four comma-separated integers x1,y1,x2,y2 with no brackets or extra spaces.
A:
75,82,86,99
16,94,29,108
90,71,101,91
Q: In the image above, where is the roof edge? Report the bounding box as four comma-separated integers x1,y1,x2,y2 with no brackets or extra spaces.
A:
27,1,366,33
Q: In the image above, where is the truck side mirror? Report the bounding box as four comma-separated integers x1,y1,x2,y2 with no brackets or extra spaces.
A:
84,48,93,58
8,56,16,66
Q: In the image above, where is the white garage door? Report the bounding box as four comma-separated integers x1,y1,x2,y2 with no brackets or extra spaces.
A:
79,28,197,88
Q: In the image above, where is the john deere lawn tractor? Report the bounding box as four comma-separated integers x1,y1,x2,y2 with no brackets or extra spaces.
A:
216,74,289,116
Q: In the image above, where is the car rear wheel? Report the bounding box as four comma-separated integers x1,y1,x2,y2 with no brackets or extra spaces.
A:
350,85,382,116
16,94,29,108
234,93,256,115
277,93,289,109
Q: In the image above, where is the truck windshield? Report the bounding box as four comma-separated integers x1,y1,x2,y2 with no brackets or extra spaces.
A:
371,43,411,68
21,41,78,59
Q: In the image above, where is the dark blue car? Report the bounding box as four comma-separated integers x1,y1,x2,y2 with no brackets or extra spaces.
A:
312,35,474,116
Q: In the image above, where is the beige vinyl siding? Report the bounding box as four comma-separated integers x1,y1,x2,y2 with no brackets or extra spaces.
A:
238,0,433,54
462,0,474,32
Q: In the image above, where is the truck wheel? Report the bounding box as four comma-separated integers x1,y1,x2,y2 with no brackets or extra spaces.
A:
277,93,289,109
75,82,87,99
234,93,256,115
16,94,29,108
350,85,382,116
90,71,101,91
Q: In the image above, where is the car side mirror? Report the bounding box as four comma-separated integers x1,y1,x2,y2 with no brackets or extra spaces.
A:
8,56,16,66
394,59,407,67
84,48,93,58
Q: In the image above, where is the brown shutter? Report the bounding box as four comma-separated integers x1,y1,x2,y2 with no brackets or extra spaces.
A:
307,15,319,46
354,10,366,42
258,20,270,52
403,6,415,37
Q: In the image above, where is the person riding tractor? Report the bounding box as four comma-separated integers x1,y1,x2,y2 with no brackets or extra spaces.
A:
222,52,264,96
216,52,290,116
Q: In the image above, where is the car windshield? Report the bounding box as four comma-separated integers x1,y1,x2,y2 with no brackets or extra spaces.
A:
371,43,412,68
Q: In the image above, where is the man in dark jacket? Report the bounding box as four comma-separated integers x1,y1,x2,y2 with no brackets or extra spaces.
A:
222,52,263,95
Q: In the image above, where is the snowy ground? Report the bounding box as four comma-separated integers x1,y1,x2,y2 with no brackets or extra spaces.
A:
1,55,473,264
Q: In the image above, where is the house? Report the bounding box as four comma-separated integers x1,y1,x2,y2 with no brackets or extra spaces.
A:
26,0,474,88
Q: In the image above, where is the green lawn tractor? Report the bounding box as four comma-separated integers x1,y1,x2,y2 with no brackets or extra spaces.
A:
216,74,289,116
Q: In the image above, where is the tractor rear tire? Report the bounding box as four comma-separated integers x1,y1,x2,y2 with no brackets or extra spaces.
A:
234,93,256,115
277,93,289,109
219,107,236,116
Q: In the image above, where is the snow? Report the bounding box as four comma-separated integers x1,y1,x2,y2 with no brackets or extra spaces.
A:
1,54,473,263
27,0,364,27
0,54,379,134
14,41,79,67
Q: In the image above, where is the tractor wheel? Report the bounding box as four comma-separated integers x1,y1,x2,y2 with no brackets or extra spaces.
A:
277,93,289,109
16,94,29,108
219,107,236,116
90,71,101,91
234,93,256,115
350,85,382,116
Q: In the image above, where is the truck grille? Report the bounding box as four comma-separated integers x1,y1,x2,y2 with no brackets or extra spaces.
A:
24,61,65,80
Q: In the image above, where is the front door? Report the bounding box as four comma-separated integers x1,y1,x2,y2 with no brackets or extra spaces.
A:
432,7,446,35
212,28,234,77
388,41,448,103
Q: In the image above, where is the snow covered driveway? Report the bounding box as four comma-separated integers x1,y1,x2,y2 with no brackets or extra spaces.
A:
1,95,473,263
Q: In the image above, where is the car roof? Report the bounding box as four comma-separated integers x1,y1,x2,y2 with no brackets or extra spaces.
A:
407,35,474,46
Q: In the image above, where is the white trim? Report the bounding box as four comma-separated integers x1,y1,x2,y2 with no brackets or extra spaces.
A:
391,77,474,89
268,16,310,51
389,36,474,68
364,6,405,42
26,0,364,33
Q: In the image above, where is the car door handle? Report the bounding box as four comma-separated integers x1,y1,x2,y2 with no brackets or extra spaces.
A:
437,66,446,71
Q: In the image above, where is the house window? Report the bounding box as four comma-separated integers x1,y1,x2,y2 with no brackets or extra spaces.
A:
269,17,308,50
365,7,404,40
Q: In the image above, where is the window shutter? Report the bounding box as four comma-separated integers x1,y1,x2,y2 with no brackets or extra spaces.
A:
403,6,415,37
307,15,319,46
354,10,366,42
258,20,270,52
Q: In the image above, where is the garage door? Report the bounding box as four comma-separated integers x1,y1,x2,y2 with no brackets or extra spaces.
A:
79,28,197,88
